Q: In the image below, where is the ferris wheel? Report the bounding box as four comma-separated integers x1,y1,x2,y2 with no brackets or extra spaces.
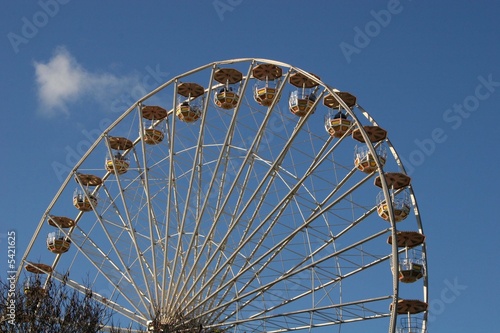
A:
17,59,428,333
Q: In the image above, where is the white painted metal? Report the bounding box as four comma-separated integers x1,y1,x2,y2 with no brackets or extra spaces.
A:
16,59,427,333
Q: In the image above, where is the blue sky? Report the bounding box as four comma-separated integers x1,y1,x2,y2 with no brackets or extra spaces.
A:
1,1,499,332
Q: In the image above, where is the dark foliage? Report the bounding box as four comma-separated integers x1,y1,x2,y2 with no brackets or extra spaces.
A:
0,276,111,333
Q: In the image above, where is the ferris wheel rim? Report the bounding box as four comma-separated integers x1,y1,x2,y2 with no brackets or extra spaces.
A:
16,58,428,332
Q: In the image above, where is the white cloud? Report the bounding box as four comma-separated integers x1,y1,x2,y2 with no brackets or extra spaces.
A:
34,47,142,117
